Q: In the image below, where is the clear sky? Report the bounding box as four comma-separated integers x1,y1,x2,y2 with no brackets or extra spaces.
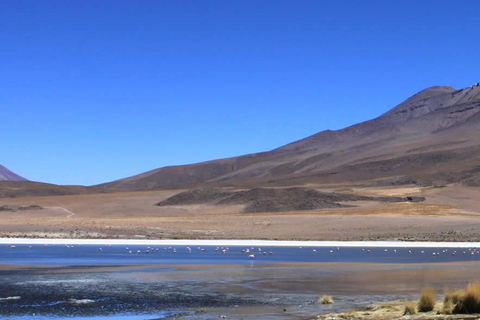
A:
1,1,479,186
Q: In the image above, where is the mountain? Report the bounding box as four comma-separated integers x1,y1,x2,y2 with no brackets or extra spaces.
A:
0,165,27,181
93,82,480,190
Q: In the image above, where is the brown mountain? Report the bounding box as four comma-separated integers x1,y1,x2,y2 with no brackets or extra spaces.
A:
0,165,27,181
96,82,480,191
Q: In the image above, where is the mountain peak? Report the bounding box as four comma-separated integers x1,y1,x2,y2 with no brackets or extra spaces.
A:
0,165,27,181
381,83,480,122
405,85,457,103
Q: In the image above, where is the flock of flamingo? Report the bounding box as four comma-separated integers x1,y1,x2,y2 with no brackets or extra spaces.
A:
5,244,480,260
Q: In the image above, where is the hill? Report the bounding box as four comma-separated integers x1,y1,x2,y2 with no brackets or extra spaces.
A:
0,181,92,198
156,187,425,213
97,82,480,191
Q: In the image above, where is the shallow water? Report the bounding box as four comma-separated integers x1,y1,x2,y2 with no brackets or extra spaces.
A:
2,243,480,265
2,244,480,319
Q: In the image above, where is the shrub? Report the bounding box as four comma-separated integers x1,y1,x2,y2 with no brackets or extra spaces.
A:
318,295,334,304
403,301,417,315
418,287,436,312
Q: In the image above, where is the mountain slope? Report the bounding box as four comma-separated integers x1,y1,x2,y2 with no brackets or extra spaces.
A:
97,82,480,190
0,165,27,181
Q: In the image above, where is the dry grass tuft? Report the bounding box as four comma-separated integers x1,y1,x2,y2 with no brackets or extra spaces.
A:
418,287,436,312
318,295,334,304
442,300,453,314
444,289,463,305
443,289,463,314
453,282,480,314
403,301,417,315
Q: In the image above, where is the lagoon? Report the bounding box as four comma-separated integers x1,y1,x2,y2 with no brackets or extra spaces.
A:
3,240,480,319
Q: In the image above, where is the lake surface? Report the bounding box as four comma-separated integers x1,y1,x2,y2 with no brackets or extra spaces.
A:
3,243,480,319
3,243,480,265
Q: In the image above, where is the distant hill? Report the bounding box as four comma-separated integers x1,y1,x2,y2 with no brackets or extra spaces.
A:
97,82,480,190
0,164,92,197
0,181,92,198
0,165,27,181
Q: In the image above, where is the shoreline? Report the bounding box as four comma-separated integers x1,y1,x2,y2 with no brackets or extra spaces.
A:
3,238,480,248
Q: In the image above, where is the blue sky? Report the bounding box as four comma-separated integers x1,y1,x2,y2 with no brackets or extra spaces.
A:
1,1,479,186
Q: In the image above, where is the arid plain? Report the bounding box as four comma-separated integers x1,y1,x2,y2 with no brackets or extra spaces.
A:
2,184,480,242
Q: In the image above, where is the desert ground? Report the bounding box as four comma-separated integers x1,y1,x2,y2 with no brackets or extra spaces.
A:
1,184,480,241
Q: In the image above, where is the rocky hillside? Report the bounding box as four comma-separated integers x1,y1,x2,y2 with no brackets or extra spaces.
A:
156,187,425,213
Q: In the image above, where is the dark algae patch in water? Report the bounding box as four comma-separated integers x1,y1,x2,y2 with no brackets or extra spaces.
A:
0,267,261,318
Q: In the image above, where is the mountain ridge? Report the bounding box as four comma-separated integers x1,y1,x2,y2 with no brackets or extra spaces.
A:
2,82,479,195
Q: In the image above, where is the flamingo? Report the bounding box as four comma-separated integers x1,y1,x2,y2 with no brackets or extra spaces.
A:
248,254,255,259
